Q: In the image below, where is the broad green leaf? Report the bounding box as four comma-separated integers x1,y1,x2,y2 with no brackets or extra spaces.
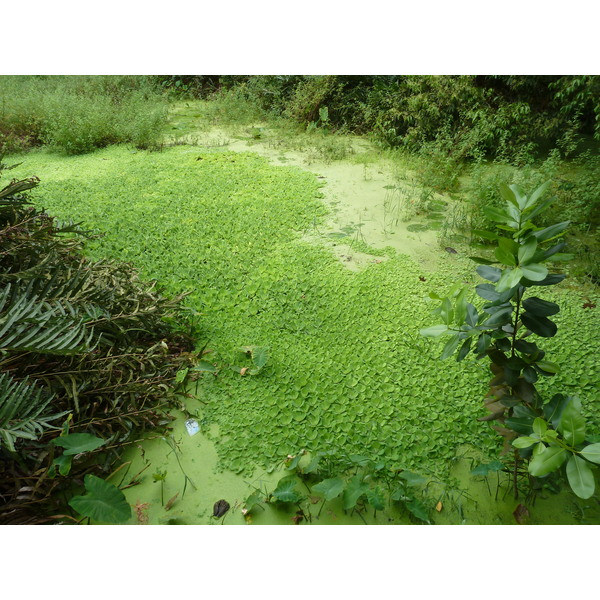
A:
512,436,538,449
252,346,269,370
457,338,472,362
439,334,460,360
399,471,427,486
523,273,566,287
68,474,131,523
420,324,448,338
52,433,105,456
495,245,516,267
532,221,570,243
532,418,547,436
471,229,500,241
312,477,345,502
520,264,548,281
244,489,265,512
470,460,504,476
465,303,479,327
496,267,523,292
528,446,568,477
522,296,560,317
483,205,514,226
366,486,386,511
454,288,468,325
535,360,560,374
440,297,453,326
524,181,551,210
580,444,600,465
566,455,595,499
476,265,502,283
524,196,554,222
468,256,496,265
559,401,586,446
49,454,73,477
406,498,430,523
543,394,569,428
476,283,500,301
521,313,557,338
271,476,302,503
499,182,519,208
517,237,537,265
343,475,368,510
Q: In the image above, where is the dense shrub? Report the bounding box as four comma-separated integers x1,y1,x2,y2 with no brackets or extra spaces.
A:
0,76,168,155
0,162,194,523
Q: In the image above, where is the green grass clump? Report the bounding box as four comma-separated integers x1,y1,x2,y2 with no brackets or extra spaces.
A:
0,76,168,154
10,146,599,479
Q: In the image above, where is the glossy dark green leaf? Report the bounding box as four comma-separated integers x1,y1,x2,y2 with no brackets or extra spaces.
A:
543,394,569,428
476,283,500,302
523,366,538,384
457,338,472,362
505,416,534,435
566,455,595,499
522,273,566,287
522,297,559,317
476,265,502,283
514,339,539,355
468,256,497,265
521,313,557,338
465,303,479,327
440,334,460,360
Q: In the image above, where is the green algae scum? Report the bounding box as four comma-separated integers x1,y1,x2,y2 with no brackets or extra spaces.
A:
10,118,600,524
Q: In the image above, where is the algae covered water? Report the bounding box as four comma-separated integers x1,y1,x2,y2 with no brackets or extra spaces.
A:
10,106,600,524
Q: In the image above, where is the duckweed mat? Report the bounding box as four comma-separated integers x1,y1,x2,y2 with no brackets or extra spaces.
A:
11,145,600,521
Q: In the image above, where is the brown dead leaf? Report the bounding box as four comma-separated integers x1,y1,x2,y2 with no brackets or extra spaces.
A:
435,501,443,512
513,503,530,524
165,492,179,511
240,367,249,376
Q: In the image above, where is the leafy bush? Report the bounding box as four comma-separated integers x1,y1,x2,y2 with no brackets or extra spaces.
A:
0,76,168,154
0,161,195,523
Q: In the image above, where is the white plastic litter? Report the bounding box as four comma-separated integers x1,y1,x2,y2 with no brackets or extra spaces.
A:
185,418,200,436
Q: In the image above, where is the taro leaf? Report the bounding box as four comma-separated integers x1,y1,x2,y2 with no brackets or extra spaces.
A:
470,460,504,476
566,455,595,499
192,360,217,373
522,297,560,317
406,498,430,523
420,324,448,338
349,454,371,466
252,346,269,370
399,471,427,486
558,399,586,447
366,486,386,511
52,433,105,456
476,265,502,283
244,489,265,513
272,476,303,503
286,452,304,470
68,474,131,523
175,368,189,383
528,446,568,477
580,444,600,465
521,313,557,338
343,475,368,510
312,477,345,502
543,393,569,428
49,454,73,477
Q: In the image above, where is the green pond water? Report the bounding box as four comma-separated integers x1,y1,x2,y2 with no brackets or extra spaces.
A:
9,103,600,524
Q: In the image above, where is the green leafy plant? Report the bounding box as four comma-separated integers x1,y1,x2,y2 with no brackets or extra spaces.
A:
68,474,132,523
421,181,598,500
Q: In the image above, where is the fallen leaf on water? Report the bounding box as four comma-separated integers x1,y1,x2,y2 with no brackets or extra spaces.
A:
435,501,443,512
513,503,530,524
165,492,179,511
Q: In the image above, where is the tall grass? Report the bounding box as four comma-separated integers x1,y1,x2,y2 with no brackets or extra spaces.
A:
0,76,168,154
